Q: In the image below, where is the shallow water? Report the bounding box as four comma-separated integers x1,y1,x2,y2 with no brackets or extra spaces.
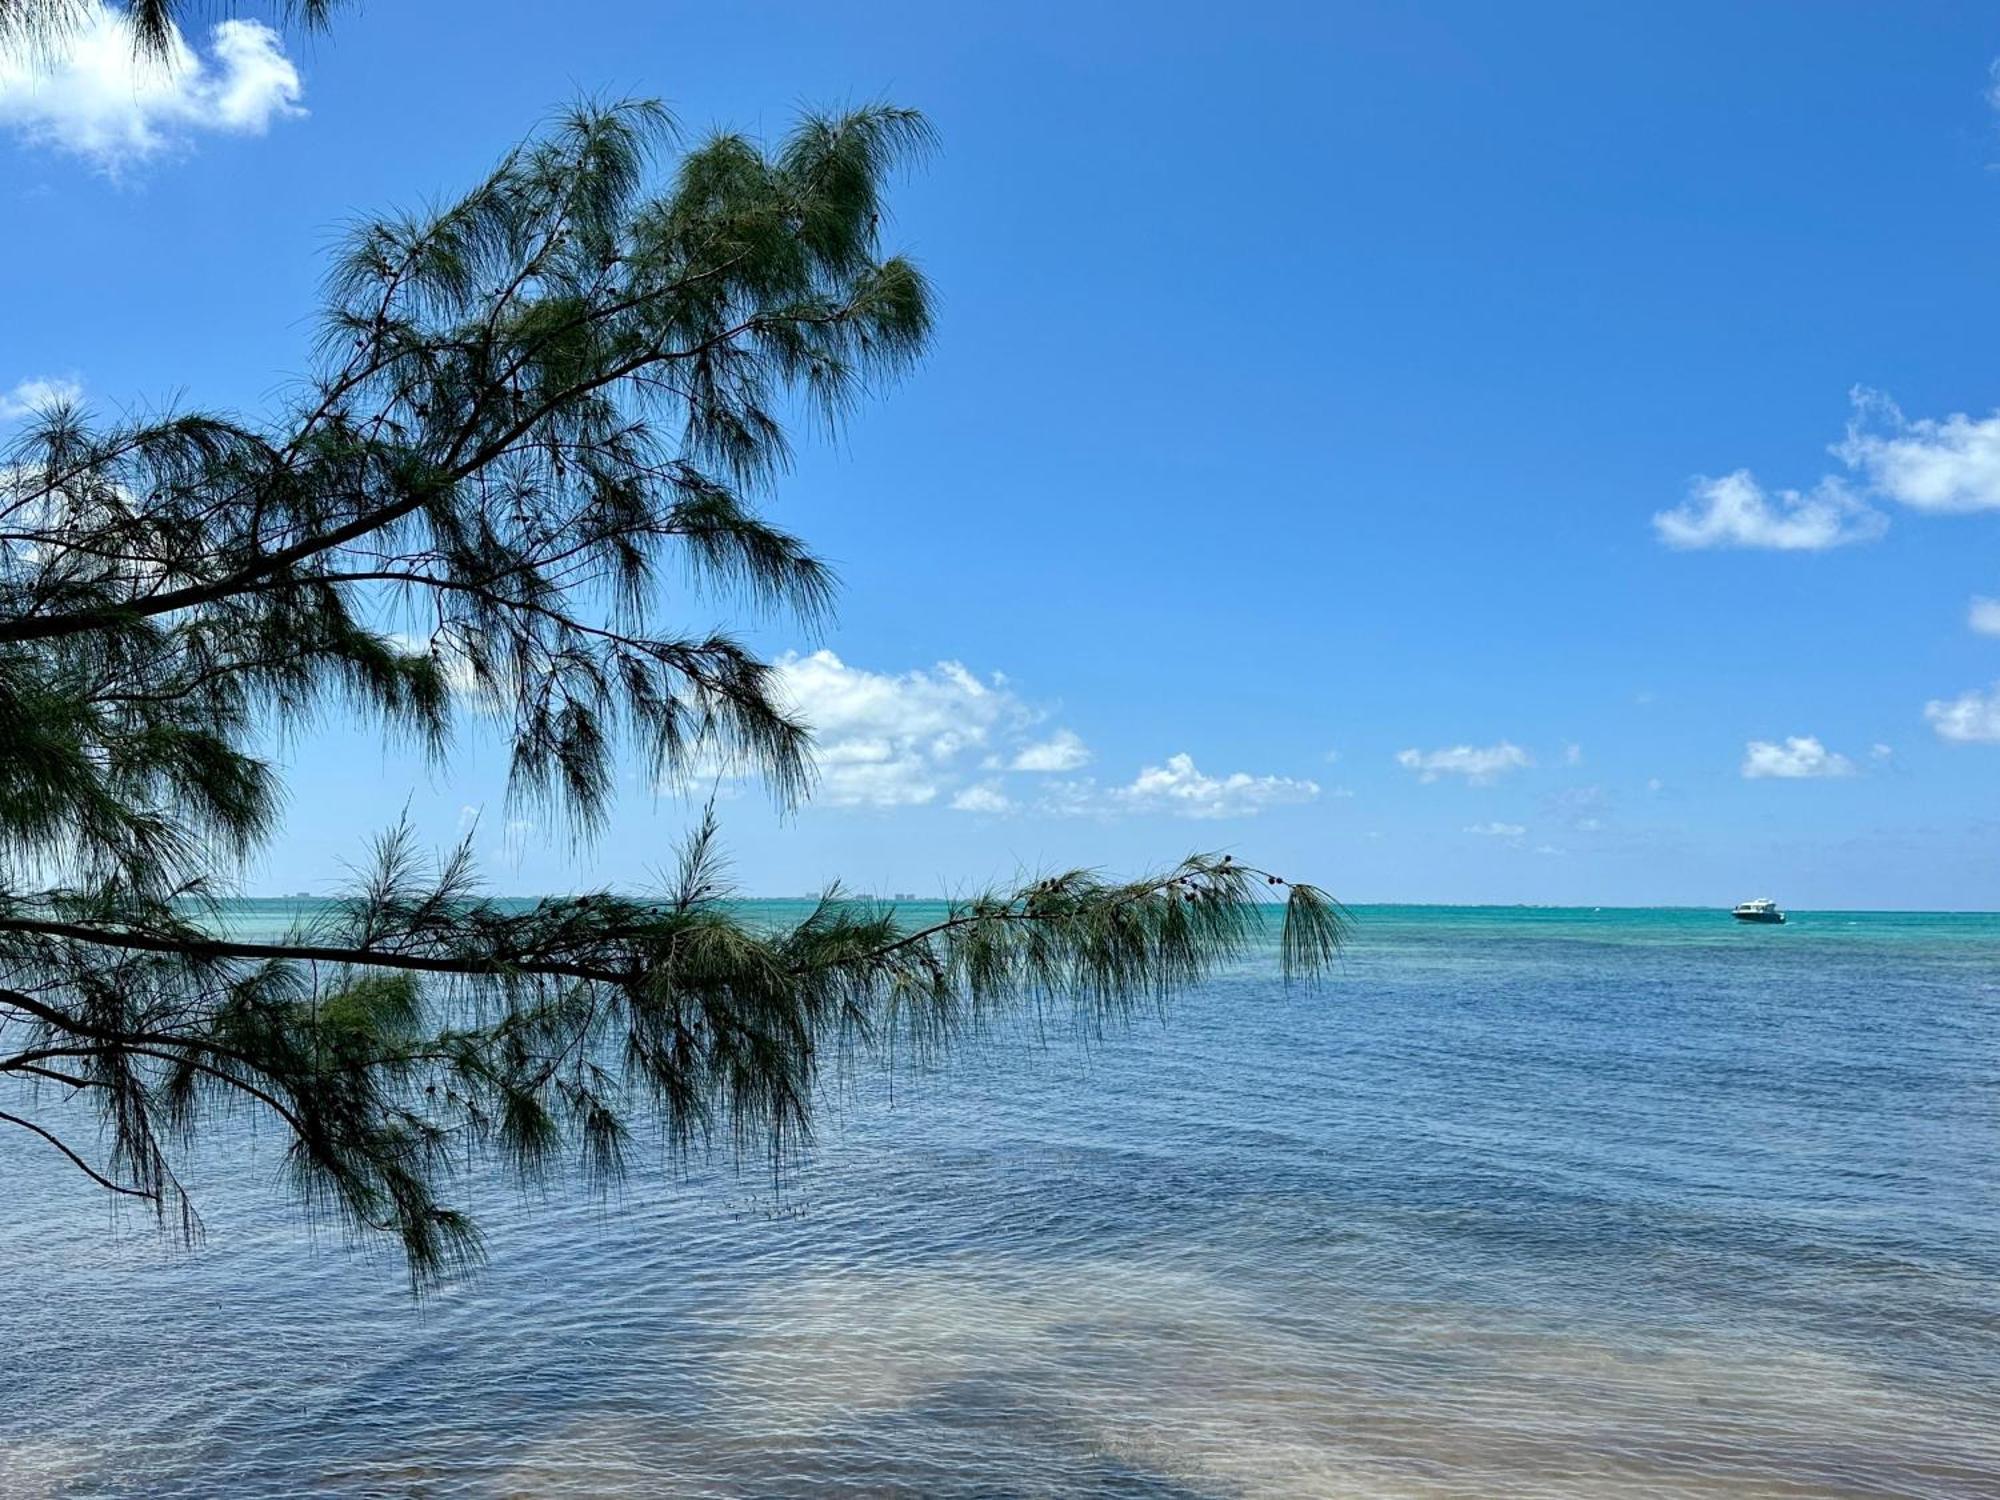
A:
4,905,1999,1497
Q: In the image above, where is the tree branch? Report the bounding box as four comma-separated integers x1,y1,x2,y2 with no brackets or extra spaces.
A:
0,917,614,984
0,1108,157,1201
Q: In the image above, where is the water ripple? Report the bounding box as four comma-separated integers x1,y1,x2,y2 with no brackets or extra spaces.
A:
4,905,1998,1496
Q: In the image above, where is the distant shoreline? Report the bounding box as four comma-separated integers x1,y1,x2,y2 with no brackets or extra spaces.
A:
215,896,2000,917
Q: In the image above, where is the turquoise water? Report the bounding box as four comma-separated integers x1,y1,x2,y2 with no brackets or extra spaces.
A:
4,904,1999,1496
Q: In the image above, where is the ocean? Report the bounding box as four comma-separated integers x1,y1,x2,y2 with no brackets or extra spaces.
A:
4,903,1998,1497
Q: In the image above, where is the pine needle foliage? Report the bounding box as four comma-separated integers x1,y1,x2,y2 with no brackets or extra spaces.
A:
0,102,1344,1289
0,0,341,63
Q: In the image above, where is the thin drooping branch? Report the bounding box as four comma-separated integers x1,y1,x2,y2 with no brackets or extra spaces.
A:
0,1108,157,1201
0,99,1342,1290
0,917,619,983
0,858,1334,993
1,836,1343,1289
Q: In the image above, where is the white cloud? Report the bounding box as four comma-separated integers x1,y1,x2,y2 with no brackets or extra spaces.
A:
1652,470,1885,551
1835,389,2000,514
1395,741,1532,785
1562,742,1583,766
1968,597,2000,636
1039,754,1322,820
780,651,1009,751
1659,388,2000,552
1740,736,1856,780
1112,753,1319,819
0,375,81,421
1870,742,1894,760
1008,728,1090,773
949,782,1011,814
663,649,1319,820
1464,822,1525,838
1533,844,1565,856
1645,777,1664,793
772,650,1035,808
0,6,303,173
1925,684,2000,744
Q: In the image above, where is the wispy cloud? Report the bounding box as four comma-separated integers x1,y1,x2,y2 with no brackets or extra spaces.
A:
1652,470,1885,551
1464,821,1526,838
1741,736,1856,779
1396,742,1532,784
1031,754,1321,820
1008,728,1090,773
1545,784,1609,831
0,5,304,174
949,782,1011,814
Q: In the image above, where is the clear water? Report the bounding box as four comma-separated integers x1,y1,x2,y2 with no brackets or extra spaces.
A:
4,904,1998,1497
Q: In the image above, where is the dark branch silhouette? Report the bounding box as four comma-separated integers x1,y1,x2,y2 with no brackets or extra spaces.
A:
0,101,1342,1289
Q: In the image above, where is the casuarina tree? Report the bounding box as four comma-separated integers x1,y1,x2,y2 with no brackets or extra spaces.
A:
0,101,1342,1287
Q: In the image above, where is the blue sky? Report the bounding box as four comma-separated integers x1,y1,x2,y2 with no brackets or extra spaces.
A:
8,1,2000,907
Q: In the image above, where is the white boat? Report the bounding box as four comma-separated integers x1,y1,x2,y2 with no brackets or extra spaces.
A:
1731,898,1785,924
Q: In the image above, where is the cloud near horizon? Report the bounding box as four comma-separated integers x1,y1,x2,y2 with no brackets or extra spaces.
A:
1109,753,1319,818
767,651,1046,808
960,753,1322,820
672,651,1323,821
0,5,304,173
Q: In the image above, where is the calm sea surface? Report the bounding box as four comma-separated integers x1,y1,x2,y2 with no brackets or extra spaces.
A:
4,903,1999,1497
